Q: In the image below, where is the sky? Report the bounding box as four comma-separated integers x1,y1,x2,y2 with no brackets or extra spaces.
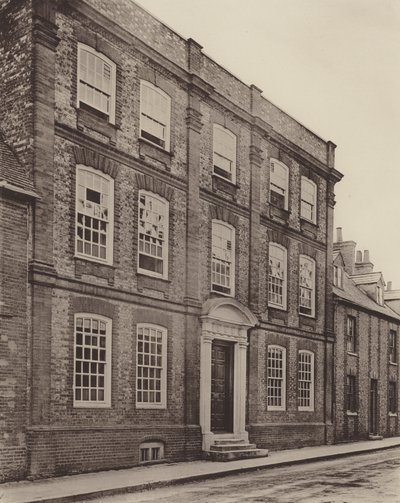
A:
136,0,400,288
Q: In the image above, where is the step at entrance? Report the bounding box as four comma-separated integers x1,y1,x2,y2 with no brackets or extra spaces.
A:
204,438,269,462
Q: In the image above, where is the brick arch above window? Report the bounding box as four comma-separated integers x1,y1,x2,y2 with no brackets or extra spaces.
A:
298,242,318,259
135,174,174,201
267,229,290,249
209,205,238,228
71,297,116,320
73,146,118,178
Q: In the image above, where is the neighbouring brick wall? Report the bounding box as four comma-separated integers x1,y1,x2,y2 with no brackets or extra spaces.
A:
249,423,326,451
0,196,29,482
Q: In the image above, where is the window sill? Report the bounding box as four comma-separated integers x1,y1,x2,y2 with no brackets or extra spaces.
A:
137,271,170,283
267,407,286,412
74,402,111,409
212,173,237,197
388,412,398,417
298,407,314,412
268,303,287,312
139,137,173,168
347,352,358,357
77,106,118,144
389,362,398,366
299,312,316,320
136,403,167,410
346,411,358,416
210,289,234,298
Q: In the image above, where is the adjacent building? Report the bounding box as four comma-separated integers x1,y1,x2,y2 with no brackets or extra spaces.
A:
1,0,344,481
333,229,400,442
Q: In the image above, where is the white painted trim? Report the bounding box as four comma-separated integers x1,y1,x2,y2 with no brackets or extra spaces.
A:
299,255,316,318
212,124,237,184
267,345,286,411
270,158,289,210
140,80,171,151
300,176,317,224
298,350,314,411
268,242,287,310
211,220,235,297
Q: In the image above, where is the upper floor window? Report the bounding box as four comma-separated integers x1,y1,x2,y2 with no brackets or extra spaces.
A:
270,159,289,210
138,191,169,279
268,243,287,310
76,165,114,264
299,255,315,317
389,330,397,364
333,265,343,288
300,177,317,223
74,314,112,407
140,81,171,151
211,221,235,296
213,124,237,183
136,324,167,408
267,345,286,410
298,350,314,411
389,382,397,414
346,375,357,413
77,44,116,123
347,316,357,353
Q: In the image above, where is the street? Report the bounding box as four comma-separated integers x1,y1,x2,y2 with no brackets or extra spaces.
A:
80,447,400,503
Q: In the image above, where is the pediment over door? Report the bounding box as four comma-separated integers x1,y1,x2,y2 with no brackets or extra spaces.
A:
201,298,258,329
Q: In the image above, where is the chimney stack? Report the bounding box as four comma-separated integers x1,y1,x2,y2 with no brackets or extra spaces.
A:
363,250,370,263
333,227,356,275
387,281,392,291
354,248,374,275
336,227,343,242
356,250,363,263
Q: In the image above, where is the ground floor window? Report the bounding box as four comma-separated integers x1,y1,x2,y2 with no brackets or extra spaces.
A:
139,441,164,463
389,382,397,414
346,375,357,413
267,345,286,410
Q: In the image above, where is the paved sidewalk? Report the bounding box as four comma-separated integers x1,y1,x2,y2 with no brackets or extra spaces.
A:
2,437,400,503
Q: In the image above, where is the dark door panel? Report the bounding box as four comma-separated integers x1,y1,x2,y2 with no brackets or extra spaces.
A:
211,341,233,432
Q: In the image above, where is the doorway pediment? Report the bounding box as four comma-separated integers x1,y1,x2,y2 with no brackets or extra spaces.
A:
201,298,258,328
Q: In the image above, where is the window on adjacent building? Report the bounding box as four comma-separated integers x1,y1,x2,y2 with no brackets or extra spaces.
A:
139,441,164,464
268,243,287,310
140,81,171,150
333,265,343,288
389,330,397,364
74,314,112,407
270,159,289,210
347,316,357,354
267,346,286,410
298,350,314,411
389,382,397,414
138,191,169,279
346,375,357,413
77,44,116,123
211,221,235,296
300,177,317,223
213,124,237,183
377,286,384,305
299,255,315,317
136,324,167,408
76,166,114,264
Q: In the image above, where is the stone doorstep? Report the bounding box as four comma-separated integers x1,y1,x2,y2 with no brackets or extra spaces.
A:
369,434,384,440
210,443,257,451
205,448,269,462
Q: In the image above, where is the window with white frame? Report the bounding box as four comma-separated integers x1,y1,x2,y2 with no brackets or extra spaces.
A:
136,324,167,408
74,314,112,407
389,382,397,414
298,350,314,410
139,441,164,463
76,165,114,264
267,346,286,410
211,221,235,296
213,124,237,183
140,81,171,150
347,316,357,353
77,44,116,123
389,330,397,364
346,374,357,413
299,255,315,317
268,243,287,310
270,159,289,210
138,191,169,279
333,265,343,288
300,177,317,223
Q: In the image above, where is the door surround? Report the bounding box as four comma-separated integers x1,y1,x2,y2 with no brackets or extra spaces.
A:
200,298,258,451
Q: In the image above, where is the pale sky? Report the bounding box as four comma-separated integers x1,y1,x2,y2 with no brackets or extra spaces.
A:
136,0,400,288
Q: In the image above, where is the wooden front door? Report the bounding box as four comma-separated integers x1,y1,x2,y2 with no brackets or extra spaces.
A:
211,341,233,432
369,379,378,435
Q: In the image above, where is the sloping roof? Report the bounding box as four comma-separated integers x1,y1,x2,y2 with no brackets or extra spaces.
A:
385,290,400,301
350,272,383,285
333,271,400,321
0,134,34,192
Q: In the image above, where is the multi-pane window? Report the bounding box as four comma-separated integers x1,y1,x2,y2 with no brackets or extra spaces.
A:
299,255,315,317
270,159,289,210
267,346,286,410
76,166,114,264
268,243,287,310
139,441,164,463
346,375,357,413
347,316,357,353
389,382,397,414
77,44,116,123
211,221,235,296
213,124,237,183
140,81,171,150
298,351,314,411
136,324,167,408
138,191,169,279
74,314,111,407
389,330,397,364
300,177,317,223
333,265,343,288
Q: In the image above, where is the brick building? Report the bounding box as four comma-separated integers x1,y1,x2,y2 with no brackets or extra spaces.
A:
0,0,343,481
333,229,400,442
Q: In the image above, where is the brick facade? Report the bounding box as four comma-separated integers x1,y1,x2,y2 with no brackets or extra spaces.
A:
0,0,344,481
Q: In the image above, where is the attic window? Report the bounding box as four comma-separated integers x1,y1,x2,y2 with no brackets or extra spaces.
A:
333,265,343,288
377,286,384,305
